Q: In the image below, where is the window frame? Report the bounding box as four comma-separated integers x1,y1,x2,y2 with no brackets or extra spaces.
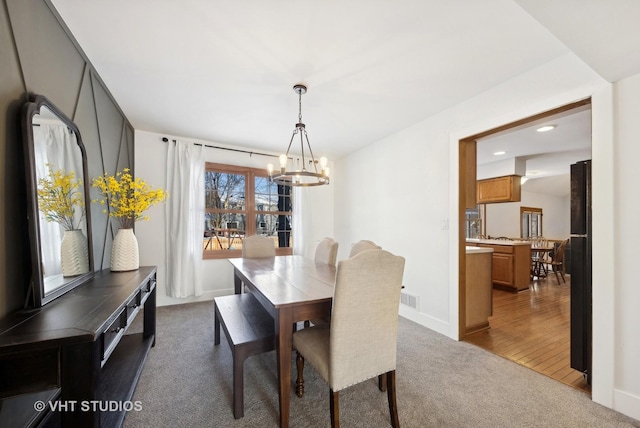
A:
203,162,293,259
520,206,543,239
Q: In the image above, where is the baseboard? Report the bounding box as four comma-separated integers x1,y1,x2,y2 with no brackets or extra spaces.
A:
399,306,451,338
157,289,232,307
614,388,640,422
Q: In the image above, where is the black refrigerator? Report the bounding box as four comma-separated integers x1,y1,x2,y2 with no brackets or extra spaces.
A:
570,160,592,383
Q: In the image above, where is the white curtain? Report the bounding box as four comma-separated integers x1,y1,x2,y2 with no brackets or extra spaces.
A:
292,187,309,257
165,141,205,297
34,124,83,279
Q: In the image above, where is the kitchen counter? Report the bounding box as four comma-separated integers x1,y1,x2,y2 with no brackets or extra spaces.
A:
466,238,530,246
466,245,494,253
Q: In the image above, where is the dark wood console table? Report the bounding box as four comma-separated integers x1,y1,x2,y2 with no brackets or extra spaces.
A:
0,266,157,428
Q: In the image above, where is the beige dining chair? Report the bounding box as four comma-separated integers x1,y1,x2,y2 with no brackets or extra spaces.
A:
348,239,381,257
314,237,339,266
240,235,275,293
293,249,405,428
241,235,275,258
305,238,340,328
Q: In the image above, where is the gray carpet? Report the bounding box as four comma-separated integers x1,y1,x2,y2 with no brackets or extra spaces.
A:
123,301,639,428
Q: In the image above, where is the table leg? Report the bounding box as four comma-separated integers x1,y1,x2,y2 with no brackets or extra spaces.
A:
275,308,293,428
234,270,242,294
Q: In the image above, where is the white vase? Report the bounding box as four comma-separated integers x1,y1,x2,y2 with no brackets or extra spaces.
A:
111,228,139,272
60,229,89,277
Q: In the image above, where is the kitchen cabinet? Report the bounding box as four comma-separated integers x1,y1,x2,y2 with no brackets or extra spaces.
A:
477,175,521,203
467,239,531,291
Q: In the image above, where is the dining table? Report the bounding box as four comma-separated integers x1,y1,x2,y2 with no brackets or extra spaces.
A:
228,255,336,428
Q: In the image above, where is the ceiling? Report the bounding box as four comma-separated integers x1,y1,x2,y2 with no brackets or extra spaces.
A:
49,0,640,166
477,104,592,197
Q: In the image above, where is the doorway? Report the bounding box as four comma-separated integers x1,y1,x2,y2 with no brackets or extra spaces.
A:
458,99,592,394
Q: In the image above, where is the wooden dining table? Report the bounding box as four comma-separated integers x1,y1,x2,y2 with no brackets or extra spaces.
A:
228,255,336,428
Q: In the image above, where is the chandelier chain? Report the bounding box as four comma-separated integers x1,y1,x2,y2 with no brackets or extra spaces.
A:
298,90,303,123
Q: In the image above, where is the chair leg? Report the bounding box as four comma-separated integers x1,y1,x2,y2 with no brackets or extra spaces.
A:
553,266,562,284
386,371,400,428
330,389,340,428
295,351,305,397
378,374,387,391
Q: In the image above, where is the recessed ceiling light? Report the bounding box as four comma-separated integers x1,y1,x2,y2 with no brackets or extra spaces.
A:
493,151,506,156
536,125,556,132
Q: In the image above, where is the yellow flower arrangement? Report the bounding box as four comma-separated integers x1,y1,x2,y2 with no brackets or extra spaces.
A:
92,168,167,229
37,165,85,231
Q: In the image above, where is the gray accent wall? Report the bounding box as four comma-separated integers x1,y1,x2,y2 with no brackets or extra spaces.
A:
0,0,133,317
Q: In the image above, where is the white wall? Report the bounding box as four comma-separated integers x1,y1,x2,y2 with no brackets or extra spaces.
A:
335,52,638,420
485,191,570,240
611,72,640,421
134,132,334,307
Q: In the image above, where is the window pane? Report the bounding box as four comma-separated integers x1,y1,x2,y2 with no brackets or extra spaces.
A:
467,219,482,238
465,206,482,239
255,177,291,213
531,215,538,237
203,213,246,251
522,213,531,238
255,213,292,248
205,171,245,210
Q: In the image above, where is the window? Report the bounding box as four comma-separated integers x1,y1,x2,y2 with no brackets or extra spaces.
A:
465,205,485,239
521,206,543,238
203,163,292,259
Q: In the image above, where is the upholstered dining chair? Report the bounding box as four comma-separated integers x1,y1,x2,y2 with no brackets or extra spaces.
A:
240,235,275,293
293,249,406,428
314,237,339,266
242,235,275,258
305,238,340,328
348,239,381,258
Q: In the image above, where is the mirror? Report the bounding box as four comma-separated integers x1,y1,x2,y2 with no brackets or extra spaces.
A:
22,94,94,307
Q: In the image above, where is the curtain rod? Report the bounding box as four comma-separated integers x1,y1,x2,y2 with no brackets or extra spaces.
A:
161,137,278,159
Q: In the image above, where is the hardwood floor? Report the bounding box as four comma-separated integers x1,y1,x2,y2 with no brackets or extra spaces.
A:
465,274,591,394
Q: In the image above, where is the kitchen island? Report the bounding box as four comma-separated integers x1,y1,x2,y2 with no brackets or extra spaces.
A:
466,239,531,292
466,246,494,334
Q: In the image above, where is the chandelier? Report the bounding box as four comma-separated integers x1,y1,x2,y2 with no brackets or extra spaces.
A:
267,84,330,186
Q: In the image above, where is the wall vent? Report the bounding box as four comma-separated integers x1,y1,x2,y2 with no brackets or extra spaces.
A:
400,291,419,310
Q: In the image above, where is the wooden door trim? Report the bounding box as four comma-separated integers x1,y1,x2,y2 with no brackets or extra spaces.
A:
457,98,591,340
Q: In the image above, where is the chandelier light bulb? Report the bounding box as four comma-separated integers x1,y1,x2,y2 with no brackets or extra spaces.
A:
279,154,288,169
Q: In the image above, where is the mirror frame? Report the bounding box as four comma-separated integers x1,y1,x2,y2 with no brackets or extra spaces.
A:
21,94,94,307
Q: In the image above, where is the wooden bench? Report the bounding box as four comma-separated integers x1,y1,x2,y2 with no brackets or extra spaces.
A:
214,293,275,419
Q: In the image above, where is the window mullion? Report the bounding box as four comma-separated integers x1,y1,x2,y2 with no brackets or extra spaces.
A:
245,171,256,236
